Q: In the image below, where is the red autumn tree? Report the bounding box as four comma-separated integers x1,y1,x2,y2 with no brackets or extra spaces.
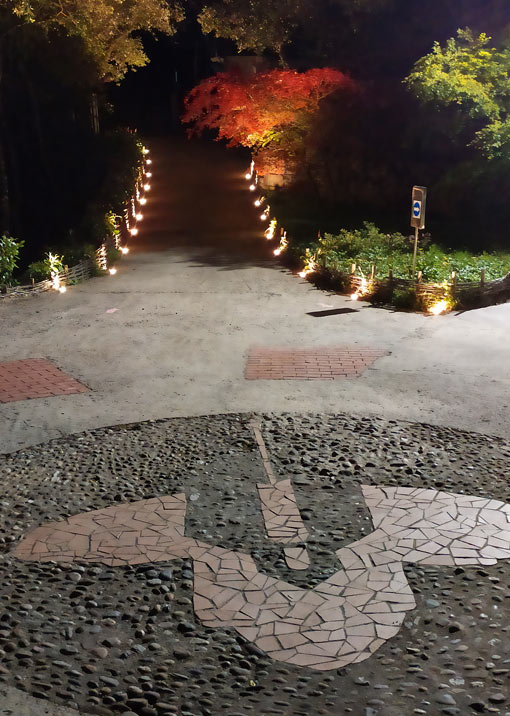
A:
182,68,354,176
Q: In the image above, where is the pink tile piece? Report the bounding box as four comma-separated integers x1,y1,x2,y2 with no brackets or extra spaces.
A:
257,480,309,545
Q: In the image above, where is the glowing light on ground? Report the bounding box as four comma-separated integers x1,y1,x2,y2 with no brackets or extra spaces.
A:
58,286,67,293
144,184,151,191
298,249,319,279
120,247,129,255
146,159,152,165
109,268,117,276
249,184,256,191
273,230,288,257
136,213,143,221
130,228,139,236
139,197,147,205
429,299,448,315
265,219,278,240
51,273,61,292
350,276,370,301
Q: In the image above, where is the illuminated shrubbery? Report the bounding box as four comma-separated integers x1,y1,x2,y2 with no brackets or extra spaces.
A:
313,223,510,283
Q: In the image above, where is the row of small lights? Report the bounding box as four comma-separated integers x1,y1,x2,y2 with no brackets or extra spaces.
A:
294,251,448,314
244,161,288,257
125,146,152,243
51,146,152,293
245,164,448,314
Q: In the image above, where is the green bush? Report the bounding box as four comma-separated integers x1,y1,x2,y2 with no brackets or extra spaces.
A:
392,288,421,310
27,252,64,282
27,260,51,282
0,235,24,285
367,282,394,306
106,246,121,266
89,261,105,277
316,223,412,279
309,223,510,284
59,242,97,267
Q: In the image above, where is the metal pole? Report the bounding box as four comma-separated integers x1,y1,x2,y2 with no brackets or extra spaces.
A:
411,226,419,278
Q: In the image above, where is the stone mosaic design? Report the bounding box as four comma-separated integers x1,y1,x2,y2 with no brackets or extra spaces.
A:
13,495,193,566
251,420,311,570
257,480,310,570
340,484,510,569
14,483,510,672
0,358,89,403
245,347,388,380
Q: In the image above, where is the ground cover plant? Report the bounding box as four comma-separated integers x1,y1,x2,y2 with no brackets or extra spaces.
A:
312,223,510,283
270,220,510,311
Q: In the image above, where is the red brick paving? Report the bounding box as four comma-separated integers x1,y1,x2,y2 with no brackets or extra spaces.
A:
245,347,388,380
0,359,89,403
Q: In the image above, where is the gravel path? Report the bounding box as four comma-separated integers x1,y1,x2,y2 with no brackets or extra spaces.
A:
1,413,510,716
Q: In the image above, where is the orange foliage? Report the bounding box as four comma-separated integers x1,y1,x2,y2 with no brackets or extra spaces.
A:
182,68,354,174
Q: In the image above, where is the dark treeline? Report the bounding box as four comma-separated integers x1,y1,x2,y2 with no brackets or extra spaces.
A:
0,2,170,270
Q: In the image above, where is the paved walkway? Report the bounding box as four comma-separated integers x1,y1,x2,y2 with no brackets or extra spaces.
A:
2,413,510,716
1,137,509,455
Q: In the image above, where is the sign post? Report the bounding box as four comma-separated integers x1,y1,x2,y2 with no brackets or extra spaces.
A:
410,186,427,277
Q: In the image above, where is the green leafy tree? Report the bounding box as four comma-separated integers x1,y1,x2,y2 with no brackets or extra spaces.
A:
198,0,303,56
3,0,184,82
406,28,510,158
197,0,392,57
0,0,182,248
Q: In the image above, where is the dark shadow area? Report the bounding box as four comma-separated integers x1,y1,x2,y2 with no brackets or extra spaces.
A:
306,308,359,317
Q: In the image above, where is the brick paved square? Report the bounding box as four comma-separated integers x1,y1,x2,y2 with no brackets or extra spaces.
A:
245,347,387,380
0,359,89,403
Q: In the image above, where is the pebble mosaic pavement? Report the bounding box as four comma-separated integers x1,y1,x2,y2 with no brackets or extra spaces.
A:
0,358,89,403
15,485,510,673
2,413,510,716
244,347,388,380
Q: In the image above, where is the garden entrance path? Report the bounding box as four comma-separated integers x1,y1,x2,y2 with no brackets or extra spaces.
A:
1,137,509,454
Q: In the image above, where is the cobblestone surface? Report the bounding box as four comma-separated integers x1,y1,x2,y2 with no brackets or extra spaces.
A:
1,413,510,715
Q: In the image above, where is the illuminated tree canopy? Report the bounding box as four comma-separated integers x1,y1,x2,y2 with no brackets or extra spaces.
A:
197,0,392,55
197,0,303,55
2,0,185,81
183,68,354,173
406,29,510,158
